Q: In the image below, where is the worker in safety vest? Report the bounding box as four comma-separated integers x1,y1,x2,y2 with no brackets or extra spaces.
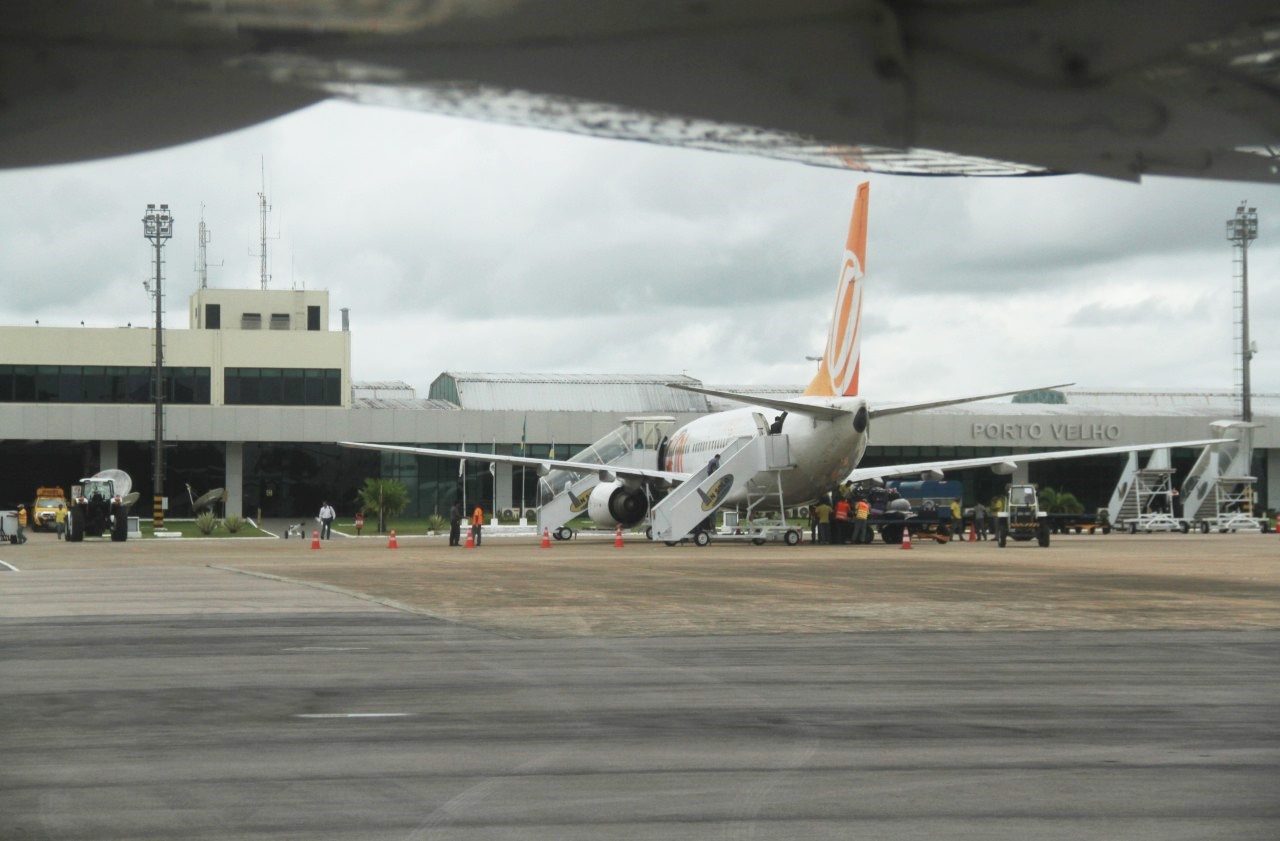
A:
16,504,28,544
470,504,484,547
834,498,852,544
852,499,870,545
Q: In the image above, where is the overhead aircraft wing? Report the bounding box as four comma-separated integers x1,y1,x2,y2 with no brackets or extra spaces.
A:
846,438,1231,484
339,441,693,483
5,2,1280,182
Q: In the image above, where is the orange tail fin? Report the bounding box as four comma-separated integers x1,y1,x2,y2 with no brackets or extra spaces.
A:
804,182,868,397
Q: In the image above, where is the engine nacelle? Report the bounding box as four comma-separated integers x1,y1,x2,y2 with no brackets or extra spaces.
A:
587,481,649,529
919,469,945,481
991,461,1019,475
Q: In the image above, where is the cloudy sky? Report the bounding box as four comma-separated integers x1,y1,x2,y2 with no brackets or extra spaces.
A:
2,99,1278,403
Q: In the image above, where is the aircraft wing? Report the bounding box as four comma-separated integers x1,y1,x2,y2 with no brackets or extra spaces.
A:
6,2,1280,182
339,441,693,483
846,438,1231,484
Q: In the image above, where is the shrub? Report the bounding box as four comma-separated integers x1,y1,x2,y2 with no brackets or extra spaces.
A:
223,515,244,533
195,511,219,535
425,514,449,533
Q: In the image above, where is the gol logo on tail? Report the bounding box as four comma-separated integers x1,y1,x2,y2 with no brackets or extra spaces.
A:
568,488,589,513
697,476,734,511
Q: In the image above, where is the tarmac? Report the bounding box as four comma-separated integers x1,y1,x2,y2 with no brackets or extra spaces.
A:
2,527,1278,839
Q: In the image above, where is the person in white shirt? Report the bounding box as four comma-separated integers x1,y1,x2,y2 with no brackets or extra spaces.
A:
318,501,336,539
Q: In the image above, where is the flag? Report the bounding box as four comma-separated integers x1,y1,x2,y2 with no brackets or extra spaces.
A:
459,458,465,477
549,440,555,460
520,415,527,456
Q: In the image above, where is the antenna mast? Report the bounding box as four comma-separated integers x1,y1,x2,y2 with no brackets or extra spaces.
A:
253,159,277,290
195,203,222,289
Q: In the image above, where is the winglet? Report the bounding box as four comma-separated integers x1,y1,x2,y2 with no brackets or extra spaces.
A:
805,181,869,398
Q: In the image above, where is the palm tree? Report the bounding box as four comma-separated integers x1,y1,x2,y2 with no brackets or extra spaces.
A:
1039,486,1084,514
356,478,410,533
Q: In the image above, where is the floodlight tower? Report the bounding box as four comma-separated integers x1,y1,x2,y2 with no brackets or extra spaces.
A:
1225,203,1258,422
143,203,174,527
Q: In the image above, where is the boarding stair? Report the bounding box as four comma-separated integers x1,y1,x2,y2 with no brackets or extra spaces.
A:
649,434,793,543
1107,449,1182,532
1181,420,1264,532
536,416,674,538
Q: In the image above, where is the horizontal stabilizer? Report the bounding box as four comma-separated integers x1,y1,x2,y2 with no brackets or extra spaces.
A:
666,383,850,421
867,383,1075,419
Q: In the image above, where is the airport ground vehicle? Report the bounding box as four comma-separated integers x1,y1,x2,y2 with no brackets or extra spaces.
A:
1046,510,1112,534
65,470,138,542
31,486,67,532
995,484,1051,548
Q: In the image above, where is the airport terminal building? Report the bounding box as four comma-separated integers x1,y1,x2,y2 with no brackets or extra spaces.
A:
1,287,1275,520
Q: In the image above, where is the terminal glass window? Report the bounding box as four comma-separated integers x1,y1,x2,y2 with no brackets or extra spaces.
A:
224,368,341,406
0,365,210,404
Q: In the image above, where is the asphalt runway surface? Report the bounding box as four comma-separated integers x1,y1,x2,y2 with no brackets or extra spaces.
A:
2,531,1278,840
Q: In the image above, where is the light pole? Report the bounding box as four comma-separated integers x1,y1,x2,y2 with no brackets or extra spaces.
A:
1226,203,1258,422
143,204,173,527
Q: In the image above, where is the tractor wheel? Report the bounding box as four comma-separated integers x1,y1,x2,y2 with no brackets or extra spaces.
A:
1037,523,1050,547
66,507,85,542
996,522,1007,548
111,512,128,542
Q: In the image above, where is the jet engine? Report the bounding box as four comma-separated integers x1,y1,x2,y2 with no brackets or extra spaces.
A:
587,481,649,528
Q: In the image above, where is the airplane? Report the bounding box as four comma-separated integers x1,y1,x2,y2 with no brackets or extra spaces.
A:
2,2,1278,182
341,181,1226,542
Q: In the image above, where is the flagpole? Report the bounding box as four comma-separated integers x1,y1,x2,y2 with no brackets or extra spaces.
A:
520,415,528,518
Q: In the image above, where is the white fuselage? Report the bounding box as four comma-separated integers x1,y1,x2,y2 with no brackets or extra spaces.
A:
662,397,868,505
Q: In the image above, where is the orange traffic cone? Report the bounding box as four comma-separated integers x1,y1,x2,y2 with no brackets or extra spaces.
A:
465,529,475,549
311,529,321,549
540,528,551,549
388,529,398,549
614,525,625,548
968,523,977,542
900,527,912,550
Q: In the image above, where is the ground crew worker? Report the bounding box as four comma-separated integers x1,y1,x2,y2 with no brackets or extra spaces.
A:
852,498,870,544
16,504,28,544
55,503,67,540
950,499,962,540
449,501,464,546
834,498,851,544
814,498,833,544
470,504,484,547
354,511,364,536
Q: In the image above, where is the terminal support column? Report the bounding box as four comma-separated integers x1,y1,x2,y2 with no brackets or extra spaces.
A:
226,442,244,519
99,441,118,471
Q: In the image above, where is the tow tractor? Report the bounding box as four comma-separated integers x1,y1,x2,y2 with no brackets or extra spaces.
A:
65,469,139,542
995,484,1051,548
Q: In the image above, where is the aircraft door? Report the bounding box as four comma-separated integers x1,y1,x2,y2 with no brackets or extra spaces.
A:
656,436,669,470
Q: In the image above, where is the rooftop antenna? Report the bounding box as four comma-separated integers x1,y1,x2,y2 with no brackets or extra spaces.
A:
194,203,222,290
249,158,278,290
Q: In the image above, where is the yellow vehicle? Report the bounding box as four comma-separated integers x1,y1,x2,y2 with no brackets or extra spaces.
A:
32,487,67,532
